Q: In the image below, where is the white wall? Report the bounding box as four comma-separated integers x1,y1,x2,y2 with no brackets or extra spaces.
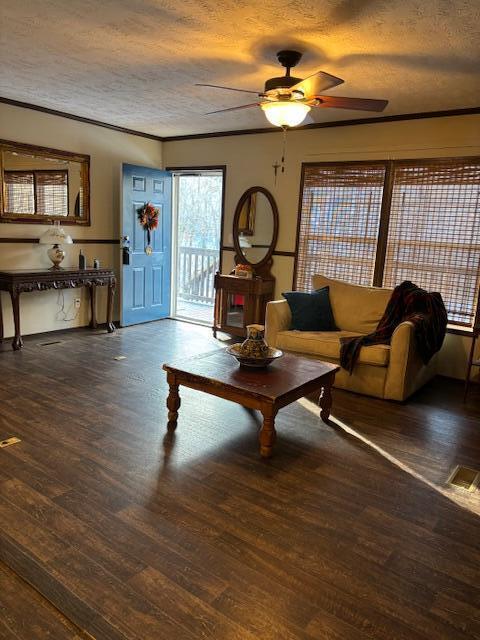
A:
164,114,480,379
0,102,163,338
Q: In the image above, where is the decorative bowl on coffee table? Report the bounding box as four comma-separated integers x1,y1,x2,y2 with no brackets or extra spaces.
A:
226,344,283,368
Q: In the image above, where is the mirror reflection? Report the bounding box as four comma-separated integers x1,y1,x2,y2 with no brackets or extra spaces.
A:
2,150,84,218
235,191,275,265
226,293,244,328
0,141,90,225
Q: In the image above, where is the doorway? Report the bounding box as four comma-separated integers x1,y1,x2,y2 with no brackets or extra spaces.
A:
171,168,224,325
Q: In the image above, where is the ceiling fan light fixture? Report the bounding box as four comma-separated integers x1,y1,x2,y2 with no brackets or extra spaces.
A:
261,101,311,128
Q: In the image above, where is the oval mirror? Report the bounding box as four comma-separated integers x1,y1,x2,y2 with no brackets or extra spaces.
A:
233,186,279,268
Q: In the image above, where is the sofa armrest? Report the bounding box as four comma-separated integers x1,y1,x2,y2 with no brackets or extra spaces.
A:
384,321,415,401
391,320,415,350
265,300,291,347
384,320,437,401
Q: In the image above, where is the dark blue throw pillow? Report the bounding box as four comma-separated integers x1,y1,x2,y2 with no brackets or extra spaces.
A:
282,287,337,331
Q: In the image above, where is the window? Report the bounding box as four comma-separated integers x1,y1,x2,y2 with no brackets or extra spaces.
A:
4,170,68,216
383,160,480,325
295,163,385,290
35,171,69,216
296,157,480,326
4,171,35,213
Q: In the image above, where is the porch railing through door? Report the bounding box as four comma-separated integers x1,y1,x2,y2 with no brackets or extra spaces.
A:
177,246,220,305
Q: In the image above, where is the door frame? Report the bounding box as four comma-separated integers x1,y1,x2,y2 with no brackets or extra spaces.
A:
166,165,226,320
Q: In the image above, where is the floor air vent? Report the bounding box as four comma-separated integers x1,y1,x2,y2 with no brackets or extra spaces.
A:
39,340,64,347
447,466,479,492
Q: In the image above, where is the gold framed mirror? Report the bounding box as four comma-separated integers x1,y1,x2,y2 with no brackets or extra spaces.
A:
0,139,90,225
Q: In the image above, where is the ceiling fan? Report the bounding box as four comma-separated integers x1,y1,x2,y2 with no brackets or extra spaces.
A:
196,50,388,128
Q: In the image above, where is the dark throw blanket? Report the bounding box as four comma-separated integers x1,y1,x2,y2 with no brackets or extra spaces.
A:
340,281,448,374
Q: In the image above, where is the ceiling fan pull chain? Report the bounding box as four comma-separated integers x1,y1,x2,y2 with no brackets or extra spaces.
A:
272,161,281,185
281,125,288,174
273,126,288,183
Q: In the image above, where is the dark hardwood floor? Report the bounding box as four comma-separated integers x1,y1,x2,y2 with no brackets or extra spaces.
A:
0,320,479,640
0,562,89,639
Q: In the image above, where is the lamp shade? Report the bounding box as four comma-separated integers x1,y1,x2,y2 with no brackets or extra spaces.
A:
261,101,311,128
39,226,73,245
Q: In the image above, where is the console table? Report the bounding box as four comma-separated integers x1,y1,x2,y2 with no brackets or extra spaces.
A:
0,268,116,350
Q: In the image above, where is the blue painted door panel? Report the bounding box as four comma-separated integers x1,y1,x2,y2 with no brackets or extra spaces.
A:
121,164,172,326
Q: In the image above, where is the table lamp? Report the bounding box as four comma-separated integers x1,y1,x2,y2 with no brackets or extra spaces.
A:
39,222,73,269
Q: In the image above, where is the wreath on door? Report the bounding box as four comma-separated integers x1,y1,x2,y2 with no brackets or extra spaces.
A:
137,202,160,254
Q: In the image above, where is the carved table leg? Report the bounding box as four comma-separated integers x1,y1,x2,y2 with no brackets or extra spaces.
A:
319,371,336,424
166,373,181,430
106,280,116,333
10,290,23,351
212,288,219,339
89,284,97,329
259,404,277,458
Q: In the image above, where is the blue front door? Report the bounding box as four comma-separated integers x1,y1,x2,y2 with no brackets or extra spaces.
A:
121,164,172,326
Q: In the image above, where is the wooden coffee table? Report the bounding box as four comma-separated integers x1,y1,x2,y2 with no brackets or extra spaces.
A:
162,350,339,458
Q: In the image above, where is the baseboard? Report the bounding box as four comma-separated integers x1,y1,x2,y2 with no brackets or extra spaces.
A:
0,322,118,345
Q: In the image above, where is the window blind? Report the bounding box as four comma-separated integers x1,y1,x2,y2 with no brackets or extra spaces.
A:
382,159,480,325
4,171,35,213
36,171,68,216
3,170,68,217
295,164,385,291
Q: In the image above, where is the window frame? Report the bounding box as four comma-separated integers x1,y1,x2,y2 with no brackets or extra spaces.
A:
294,156,480,329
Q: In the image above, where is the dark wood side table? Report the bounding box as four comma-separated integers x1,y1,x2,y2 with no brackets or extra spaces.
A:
213,272,275,338
0,268,116,350
163,350,339,458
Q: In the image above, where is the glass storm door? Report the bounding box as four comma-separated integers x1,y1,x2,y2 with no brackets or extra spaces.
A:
172,171,223,324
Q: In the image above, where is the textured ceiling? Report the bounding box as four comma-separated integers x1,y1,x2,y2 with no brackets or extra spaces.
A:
1,0,479,137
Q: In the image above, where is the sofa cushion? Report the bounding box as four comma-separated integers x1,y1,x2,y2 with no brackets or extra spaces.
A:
312,274,392,334
276,330,390,367
282,287,337,331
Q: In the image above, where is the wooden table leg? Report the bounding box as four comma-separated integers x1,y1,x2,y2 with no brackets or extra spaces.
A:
319,371,335,423
166,373,181,430
89,284,97,329
10,290,23,351
106,280,116,333
259,404,277,458
212,289,219,338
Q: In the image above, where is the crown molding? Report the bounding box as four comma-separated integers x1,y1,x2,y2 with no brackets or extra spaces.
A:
0,97,164,141
2,96,478,144
162,107,480,142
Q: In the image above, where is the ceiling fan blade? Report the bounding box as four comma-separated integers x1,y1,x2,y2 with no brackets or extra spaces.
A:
313,95,389,112
290,71,344,96
196,83,261,95
206,103,260,115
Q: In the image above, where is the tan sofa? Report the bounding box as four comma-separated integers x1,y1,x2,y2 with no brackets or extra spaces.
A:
265,274,438,401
